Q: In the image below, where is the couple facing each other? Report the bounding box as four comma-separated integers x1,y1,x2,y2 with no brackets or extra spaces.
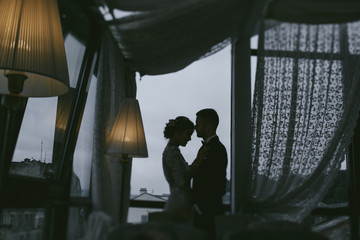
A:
162,108,228,236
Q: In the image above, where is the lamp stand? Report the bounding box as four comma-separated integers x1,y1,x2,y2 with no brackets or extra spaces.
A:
119,153,131,223
121,154,129,164
0,73,29,195
0,94,27,196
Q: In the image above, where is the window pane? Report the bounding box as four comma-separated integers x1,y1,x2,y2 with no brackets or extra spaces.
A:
0,208,45,240
251,35,258,49
128,188,167,223
10,34,85,179
309,215,350,240
11,97,57,177
251,56,257,105
66,206,91,240
321,168,349,206
303,159,349,239
71,75,97,197
65,34,86,89
131,45,231,200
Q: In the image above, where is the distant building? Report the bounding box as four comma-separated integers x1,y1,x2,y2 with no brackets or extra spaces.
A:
0,208,44,240
0,159,82,240
10,158,55,179
128,188,167,223
128,186,231,223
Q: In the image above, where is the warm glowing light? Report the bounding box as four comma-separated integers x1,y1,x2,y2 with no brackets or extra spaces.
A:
0,0,69,97
107,98,148,158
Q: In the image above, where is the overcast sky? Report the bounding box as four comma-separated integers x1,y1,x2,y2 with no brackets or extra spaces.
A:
11,37,258,195
131,45,232,195
129,37,260,195
11,6,245,196
11,45,232,196
12,97,57,163
11,44,233,196
11,36,85,165
10,33,346,196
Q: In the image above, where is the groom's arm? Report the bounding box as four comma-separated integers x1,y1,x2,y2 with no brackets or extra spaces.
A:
202,144,228,197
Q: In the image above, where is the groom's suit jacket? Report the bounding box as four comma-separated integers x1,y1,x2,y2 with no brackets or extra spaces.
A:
192,136,228,217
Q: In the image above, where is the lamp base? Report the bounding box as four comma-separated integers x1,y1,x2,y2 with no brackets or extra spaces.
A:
5,72,28,95
121,154,129,164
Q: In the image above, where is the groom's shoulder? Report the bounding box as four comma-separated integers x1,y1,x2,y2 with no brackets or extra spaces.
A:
211,138,227,152
213,137,225,147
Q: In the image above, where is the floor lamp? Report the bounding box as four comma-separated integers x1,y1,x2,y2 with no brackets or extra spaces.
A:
107,98,148,223
0,0,70,193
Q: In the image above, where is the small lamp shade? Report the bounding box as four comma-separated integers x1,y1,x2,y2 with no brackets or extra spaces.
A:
0,0,69,97
107,98,148,158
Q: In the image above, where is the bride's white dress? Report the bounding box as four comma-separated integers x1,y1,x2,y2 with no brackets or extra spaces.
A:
162,145,192,214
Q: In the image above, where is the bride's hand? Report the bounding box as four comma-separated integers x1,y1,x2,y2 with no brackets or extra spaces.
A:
198,146,208,159
194,147,208,166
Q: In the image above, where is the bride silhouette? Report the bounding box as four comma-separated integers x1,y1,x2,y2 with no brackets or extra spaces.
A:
162,116,207,222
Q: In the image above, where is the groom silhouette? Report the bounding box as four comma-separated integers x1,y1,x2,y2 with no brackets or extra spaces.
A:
192,108,228,239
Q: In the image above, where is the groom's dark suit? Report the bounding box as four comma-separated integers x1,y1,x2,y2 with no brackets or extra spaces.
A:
192,136,228,236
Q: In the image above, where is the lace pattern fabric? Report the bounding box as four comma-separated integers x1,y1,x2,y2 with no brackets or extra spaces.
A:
91,31,136,222
162,145,192,213
248,19,360,221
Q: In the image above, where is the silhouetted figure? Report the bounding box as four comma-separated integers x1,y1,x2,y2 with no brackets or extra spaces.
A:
162,116,206,222
192,108,228,239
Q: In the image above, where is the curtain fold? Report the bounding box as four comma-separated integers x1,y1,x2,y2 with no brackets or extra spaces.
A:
103,0,201,11
104,0,360,77
107,0,253,75
91,30,136,223
267,0,360,24
248,19,360,221
98,0,360,223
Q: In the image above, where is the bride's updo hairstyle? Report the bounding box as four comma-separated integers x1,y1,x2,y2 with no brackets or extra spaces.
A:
164,116,194,139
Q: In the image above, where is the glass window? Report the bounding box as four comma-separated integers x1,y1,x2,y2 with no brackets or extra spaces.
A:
321,168,349,206
0,208,44,240
131,45,231,200
64,35,86,89
11,97,57,166
10,34,85,179
71,75,97,197
128,207,159,224
303,158,349,238
251,35,258,50
66,206,91,240
251,56,257,105
307,215,350,240
141,214,148,223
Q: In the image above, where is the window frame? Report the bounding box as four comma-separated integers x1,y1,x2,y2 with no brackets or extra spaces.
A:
0,3,101,240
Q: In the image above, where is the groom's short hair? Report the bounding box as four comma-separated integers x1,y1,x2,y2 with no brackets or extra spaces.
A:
196,108,219,129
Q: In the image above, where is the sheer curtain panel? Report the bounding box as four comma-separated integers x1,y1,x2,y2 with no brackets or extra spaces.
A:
248,19,360,221
267,0,360,24
91,30,136,223
107,0,256,75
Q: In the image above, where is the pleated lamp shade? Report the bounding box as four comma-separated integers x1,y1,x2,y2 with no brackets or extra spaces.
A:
0,0,69,97
107,98,148,158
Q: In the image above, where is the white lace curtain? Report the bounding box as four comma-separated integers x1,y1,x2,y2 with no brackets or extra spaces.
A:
99,0,360,222
104,0,360,76
248,19,360,221
91,30,136,223
267,0,360,24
